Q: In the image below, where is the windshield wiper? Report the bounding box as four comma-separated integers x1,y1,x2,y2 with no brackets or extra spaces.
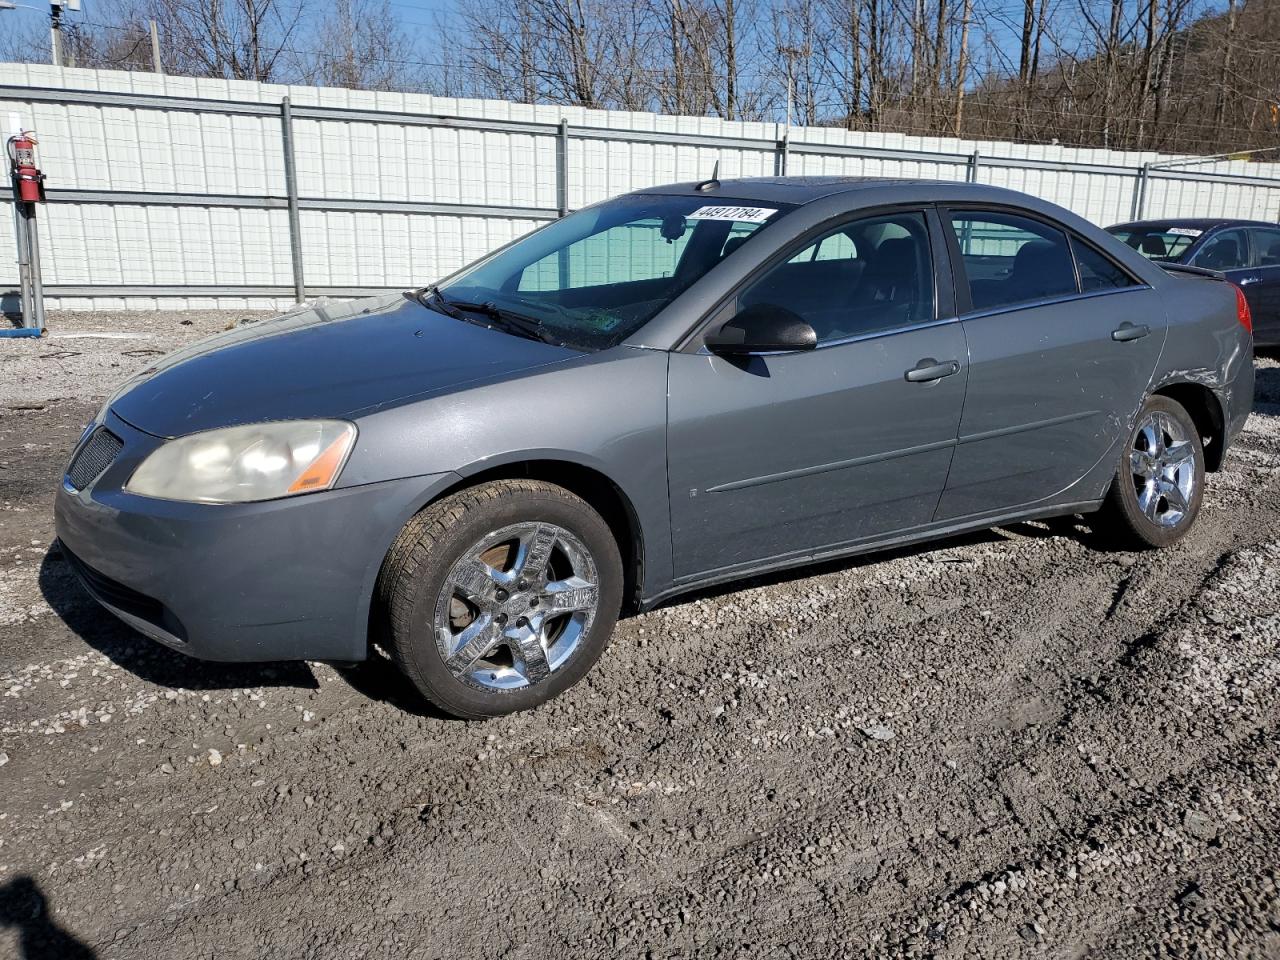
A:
413,285,465,320
451,300,561,345
414,287,562,345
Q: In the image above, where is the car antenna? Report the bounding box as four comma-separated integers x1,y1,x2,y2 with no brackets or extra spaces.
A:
695,160,720,192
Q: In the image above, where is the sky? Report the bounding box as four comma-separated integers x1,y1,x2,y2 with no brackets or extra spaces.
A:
0,0,461,34
2,0,1233,113
384,0,456,25
0,0,1061,94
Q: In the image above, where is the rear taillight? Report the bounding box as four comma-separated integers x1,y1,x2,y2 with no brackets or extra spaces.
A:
1234,284,1253,334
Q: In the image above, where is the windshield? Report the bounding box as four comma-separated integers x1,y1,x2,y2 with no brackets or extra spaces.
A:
435,194,794,350
1107,225,1201,262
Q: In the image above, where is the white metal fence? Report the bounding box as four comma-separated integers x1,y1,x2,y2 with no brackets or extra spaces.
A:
5,63,1280,312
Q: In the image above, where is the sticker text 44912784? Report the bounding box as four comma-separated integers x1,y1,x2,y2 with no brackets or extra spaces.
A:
687,206,778,223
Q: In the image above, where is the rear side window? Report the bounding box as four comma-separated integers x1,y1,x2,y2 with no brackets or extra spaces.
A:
950,212,1076,311
1072,238,1135,291
1247,227,1280,267
738,211,933,344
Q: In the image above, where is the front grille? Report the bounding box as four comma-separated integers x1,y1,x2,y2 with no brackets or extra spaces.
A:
66,427,123,490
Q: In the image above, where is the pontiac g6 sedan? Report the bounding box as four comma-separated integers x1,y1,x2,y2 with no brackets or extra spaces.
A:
56,178,1254,718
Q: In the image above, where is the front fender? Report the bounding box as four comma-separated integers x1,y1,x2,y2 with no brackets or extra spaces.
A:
338,345,674,602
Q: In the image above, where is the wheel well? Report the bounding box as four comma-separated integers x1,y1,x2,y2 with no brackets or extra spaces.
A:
432,461,644,612
1153,382,1226,471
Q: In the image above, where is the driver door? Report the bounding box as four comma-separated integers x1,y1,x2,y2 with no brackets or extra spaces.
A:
666,208,968,581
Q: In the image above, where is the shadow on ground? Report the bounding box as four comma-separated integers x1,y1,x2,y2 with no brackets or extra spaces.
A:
330,649,455,719
0,876,97,960
37,544,318,694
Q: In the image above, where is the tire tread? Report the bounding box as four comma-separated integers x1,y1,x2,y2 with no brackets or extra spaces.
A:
373,479,616,719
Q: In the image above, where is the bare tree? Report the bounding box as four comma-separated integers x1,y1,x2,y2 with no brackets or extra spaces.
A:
299,0,418,92
133,0,306,81
4,0,1278,156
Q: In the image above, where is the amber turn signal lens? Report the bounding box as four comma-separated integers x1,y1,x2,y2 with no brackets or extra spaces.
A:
288,433,354,493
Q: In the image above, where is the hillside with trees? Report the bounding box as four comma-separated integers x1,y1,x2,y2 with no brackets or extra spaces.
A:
2,0,1277,153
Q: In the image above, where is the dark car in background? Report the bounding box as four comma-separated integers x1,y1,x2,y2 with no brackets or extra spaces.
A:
1108,218,1280,345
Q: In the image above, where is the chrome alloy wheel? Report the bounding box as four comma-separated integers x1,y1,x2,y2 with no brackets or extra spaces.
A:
434,522,600,691
1130,410,1197,528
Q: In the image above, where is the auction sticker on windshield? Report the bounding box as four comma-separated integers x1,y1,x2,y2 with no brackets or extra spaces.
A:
1167,227,1203,237
687,206,778,222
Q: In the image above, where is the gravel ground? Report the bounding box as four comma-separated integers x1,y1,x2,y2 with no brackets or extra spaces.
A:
2,310,1280,959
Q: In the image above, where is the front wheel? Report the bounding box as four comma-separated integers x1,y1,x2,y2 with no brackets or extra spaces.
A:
1097,395,1206,549
375,480,623,718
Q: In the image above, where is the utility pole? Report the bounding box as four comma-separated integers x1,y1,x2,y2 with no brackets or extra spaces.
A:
50,2,62,66
49,1,80,68
778,45,809,131
149,19,162,73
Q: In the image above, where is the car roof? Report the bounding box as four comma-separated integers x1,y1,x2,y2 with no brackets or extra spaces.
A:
634,176,1032,205
1109,217,1279,232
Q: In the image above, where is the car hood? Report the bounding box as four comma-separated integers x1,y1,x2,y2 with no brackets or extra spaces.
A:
107,294,581,438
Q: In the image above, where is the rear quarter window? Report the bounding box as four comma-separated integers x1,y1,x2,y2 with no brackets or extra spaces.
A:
1073,238,1137,291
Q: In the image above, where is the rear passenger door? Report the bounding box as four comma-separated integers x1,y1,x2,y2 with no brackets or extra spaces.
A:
1245,226,1280,343
935,208,1167,521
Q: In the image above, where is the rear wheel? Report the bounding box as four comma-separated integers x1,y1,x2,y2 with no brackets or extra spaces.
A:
375,480,623,718
1097,395,1205,549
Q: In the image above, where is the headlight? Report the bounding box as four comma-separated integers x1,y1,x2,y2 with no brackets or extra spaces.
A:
125,420,356,504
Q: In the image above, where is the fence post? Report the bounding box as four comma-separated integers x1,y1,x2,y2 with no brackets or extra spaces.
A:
556,119,571,288
1131,162,1151,221
967,149,981,183
556,119,570,217
23,205,45,330
280,96,306,304
10,195,33,326
778,130,790,176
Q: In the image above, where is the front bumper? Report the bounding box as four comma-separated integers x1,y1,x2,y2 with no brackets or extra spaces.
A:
55,411,456,663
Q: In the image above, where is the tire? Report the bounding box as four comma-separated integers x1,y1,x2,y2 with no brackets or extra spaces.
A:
1096,395,1206,549
374,480,623,718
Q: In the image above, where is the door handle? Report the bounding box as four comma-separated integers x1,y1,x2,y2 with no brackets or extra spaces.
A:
1111,322,1150,342
904,358,961,383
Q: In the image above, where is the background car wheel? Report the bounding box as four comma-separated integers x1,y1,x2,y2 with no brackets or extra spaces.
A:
1098,395,1206,549
375,480,623,718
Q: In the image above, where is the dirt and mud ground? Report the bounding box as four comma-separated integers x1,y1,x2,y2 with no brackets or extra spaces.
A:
1,311,1279,960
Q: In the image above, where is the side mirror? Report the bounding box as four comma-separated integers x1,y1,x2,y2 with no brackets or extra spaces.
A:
704,303,817,356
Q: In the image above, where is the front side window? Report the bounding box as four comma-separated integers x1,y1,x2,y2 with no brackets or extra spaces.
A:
950,211,1077,311
1192,229,1249,271
439,194,793,350
736,211,933,344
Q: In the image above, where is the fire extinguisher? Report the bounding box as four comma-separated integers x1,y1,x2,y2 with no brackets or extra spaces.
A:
8,131,46,203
